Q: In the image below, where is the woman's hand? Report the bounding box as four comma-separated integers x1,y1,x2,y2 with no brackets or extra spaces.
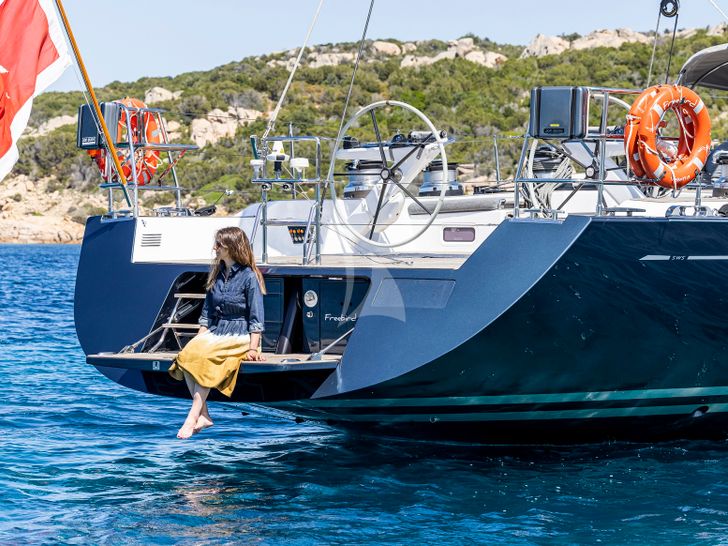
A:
245,332,265,361
244,349,266,361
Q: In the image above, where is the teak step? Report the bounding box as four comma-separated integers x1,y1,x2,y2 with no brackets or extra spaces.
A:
174,293,206,299
87,351,340,374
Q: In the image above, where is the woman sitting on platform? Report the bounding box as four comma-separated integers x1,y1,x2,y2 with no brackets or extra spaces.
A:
169,226,266,439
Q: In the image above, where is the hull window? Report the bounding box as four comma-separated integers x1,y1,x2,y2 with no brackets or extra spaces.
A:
443,227,475,242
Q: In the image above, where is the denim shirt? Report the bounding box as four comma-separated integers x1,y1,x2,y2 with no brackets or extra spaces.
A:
198,262,265,336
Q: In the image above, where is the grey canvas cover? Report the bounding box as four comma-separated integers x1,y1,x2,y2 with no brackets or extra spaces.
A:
677,43,728,90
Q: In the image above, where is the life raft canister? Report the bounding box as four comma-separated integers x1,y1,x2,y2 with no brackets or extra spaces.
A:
88,97,161,185
624,84,711,190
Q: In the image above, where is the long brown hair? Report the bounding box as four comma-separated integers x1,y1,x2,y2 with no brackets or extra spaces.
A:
206,226,266,294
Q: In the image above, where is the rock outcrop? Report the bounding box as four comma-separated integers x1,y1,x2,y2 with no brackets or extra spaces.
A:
521,28,650,58
0,175,106,244
520,34,570,58
164,120,182,141
268,51,357,69
453,37,475,56
708,22,728,36
401,50,454,68
307,52,355,68
676,28,698,39
190,107,262,148
571,28,650,50
266,36,509,71
464,50,507,68
144,86,182,104
266,58,296,70
371,40,401,56
400,37,506,68
0,216,82,243
25,114,77,137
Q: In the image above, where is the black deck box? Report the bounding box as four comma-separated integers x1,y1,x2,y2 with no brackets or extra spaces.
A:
76,102,121,150
528,86,589,140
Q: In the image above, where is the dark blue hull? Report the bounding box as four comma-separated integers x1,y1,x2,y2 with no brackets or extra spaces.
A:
74,215,728,442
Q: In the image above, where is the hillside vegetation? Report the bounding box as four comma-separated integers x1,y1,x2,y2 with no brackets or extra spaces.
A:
13,30,728,213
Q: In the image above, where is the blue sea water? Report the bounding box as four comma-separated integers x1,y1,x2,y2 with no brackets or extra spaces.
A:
2,244,728,544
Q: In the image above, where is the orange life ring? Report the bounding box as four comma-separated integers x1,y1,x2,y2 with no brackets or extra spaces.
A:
625,86,658,178
88,97,161,185
624,85,711,189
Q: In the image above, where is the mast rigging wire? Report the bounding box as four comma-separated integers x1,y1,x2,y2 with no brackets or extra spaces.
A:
647,1,683,87
261,0,325,142
664,11,680,83
708,0,728,22
334,0,376,154
646,9,661,87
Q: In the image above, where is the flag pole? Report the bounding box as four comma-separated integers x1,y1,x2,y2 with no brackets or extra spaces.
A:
53,0,132,207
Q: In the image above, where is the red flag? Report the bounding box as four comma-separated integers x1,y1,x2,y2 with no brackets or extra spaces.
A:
0,0,70,181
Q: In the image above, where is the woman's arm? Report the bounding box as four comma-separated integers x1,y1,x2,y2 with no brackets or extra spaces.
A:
247,332,264,361
244,274,266,361
197,292,212,336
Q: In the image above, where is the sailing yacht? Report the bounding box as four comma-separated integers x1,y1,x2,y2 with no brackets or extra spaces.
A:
72,2,728,442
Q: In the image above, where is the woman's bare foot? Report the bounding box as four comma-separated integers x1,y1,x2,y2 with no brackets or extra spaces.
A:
193,415,214,434
177,419,196,439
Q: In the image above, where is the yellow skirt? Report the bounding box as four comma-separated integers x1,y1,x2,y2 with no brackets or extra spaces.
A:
168,332,251,397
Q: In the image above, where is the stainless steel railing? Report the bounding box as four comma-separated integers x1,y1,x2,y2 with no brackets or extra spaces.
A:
98,103,198,219
250,134,324,264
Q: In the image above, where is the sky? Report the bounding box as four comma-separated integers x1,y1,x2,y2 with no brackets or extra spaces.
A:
49,0,728,92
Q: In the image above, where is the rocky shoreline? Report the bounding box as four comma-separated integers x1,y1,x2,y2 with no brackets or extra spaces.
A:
0,175,105,244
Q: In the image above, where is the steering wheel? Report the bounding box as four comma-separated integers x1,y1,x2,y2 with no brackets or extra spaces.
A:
326,100,449,248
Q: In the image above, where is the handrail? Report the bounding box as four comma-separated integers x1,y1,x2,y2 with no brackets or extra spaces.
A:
302,200,319,265
93,101,197,218
308,326,355,361
121,324,165,353
251,134,324,264
249,201,263,246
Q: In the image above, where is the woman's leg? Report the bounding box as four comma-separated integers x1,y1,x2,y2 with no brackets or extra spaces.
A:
177,381,211,439
183,372,213,431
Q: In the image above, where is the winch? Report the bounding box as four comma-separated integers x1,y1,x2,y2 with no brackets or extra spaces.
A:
419,160,463,196
343,160,386,199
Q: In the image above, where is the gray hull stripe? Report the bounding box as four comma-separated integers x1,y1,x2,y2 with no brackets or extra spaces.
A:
279,403,728,423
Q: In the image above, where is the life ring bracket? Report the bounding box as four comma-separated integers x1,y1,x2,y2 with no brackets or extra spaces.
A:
88,97,162,185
